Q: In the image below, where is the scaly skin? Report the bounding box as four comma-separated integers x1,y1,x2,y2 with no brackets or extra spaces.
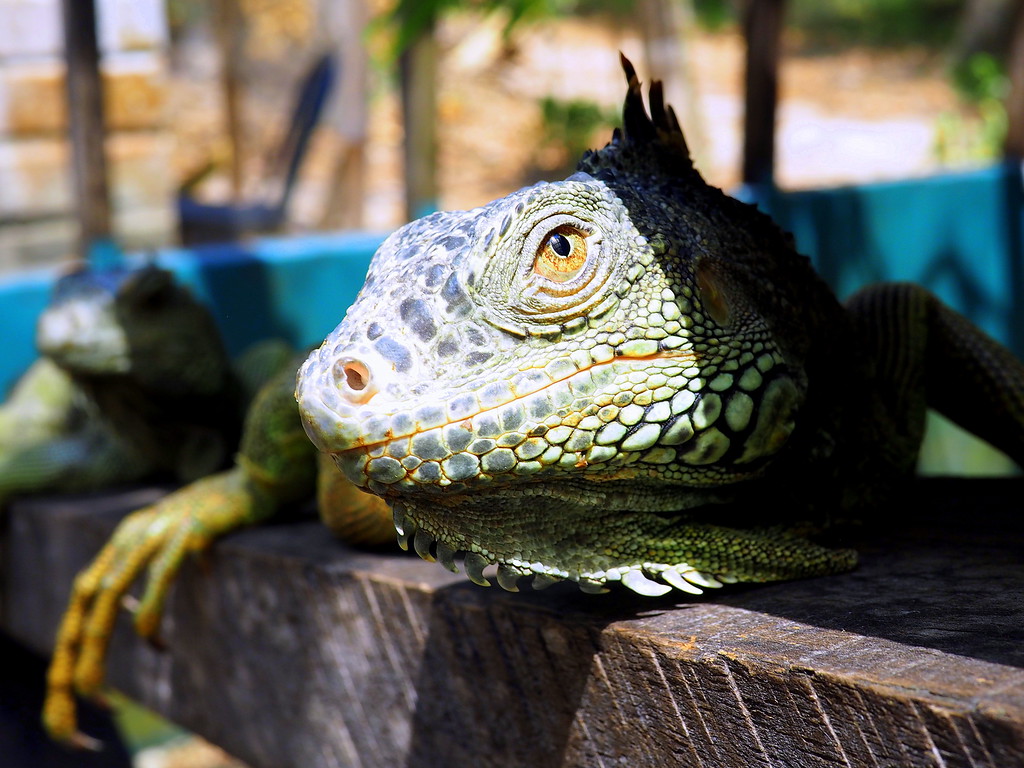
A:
0,358,79,450
43,57,1024,745
42,361,392,747
296,57,1024,596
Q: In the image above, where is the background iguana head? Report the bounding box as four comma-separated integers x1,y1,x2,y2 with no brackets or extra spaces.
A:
297,56,853,593
36,263,242,481
37,263,231,397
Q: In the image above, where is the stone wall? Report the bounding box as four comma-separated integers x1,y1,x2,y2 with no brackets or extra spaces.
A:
0,0,175,273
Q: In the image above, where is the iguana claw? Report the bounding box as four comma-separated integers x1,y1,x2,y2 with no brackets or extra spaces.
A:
42,468,281,745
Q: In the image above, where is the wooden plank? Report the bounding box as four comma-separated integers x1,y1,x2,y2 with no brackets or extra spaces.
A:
741,0,786,186
2,478,1023,767
60,0,112,258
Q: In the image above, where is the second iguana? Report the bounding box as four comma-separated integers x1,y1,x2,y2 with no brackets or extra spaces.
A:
1,263,267,501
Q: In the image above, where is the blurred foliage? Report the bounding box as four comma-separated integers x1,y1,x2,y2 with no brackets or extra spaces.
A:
384,0,567,57
109,690,187,753
936,53,1010,163
787,0,964,50
692,0,966,49
952,51,1011,103
166,0,205,30
537,96,619,171
381,0,633,58
693,0,734,31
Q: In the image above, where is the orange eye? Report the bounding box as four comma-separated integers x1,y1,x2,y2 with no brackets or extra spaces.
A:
533,225,588,282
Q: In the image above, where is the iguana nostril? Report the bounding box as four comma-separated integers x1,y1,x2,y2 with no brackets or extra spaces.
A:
334,358,376,403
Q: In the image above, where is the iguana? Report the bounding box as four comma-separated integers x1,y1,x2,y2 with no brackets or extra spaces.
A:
296,55,1024,592
1,263,267,501
43,57,1024,745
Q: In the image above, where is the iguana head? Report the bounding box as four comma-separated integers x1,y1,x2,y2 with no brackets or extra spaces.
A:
37,263,231,396
297,57,841,594
37,263,243,481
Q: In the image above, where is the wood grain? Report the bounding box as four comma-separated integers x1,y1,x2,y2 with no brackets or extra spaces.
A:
2,478,1022,767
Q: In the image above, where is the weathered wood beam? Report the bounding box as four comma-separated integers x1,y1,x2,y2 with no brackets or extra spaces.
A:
2,479,1023,767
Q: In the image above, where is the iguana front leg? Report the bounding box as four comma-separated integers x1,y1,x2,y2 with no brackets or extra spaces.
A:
316,451,396,546
845,282,1024,469
42,365,318,747
42,469,283,748
590,515,859,596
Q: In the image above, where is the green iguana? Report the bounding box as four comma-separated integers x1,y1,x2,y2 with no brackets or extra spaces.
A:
43,57,1024,746
1,263,264,501
295,57,1024,594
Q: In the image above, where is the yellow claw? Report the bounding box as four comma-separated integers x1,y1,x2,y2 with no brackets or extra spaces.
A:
42,468,281,745
43,503,163,744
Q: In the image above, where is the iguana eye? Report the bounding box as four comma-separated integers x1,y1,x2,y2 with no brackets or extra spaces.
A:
534,226,588,282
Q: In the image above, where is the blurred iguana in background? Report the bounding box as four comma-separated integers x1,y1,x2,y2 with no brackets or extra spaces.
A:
0,263,289,502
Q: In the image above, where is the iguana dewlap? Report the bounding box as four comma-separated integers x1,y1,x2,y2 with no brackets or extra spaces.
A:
296,56,1024,597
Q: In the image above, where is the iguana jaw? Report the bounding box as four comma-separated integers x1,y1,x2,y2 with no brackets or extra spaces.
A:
298,348,799,495
387,486,735,597
298,344,802,597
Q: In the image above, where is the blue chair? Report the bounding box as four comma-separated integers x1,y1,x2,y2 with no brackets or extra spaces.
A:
177,52,337,245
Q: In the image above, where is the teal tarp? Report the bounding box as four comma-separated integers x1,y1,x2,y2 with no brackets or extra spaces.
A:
742,162,1023,358
0,231,385,397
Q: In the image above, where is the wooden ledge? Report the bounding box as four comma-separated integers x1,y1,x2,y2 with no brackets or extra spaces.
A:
2,478,1022,767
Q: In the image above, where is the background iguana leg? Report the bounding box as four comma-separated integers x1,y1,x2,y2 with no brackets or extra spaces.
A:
0,359,152,502
0,359,77,448
0,427,151,504
43,365,317,746
845,282,1024,468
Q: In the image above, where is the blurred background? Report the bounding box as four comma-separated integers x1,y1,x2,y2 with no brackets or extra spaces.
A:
0,0,1018,272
